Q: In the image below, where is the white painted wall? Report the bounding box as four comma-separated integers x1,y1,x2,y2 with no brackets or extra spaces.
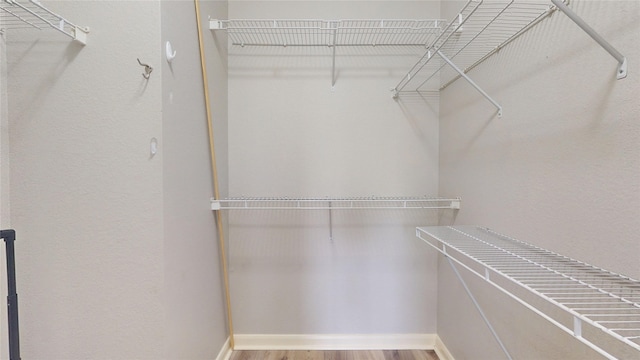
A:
4,1,229,359
438,0,640,358
0,28,8,227
7,1,165,358
3,0,636,357
162,0,230,358
0,24,9,359
227,0,444,335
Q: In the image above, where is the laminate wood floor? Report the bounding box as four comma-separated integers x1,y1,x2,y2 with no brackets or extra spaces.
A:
230,350,439,360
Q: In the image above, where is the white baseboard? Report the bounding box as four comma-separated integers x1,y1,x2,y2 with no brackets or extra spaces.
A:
234,334,437,350
216,337,233,360
434,335,454,360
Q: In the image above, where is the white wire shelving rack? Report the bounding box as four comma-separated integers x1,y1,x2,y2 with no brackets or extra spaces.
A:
210,19,445,86
0,0,88,44
211,196,461,211
417,225,640,360
392,0,558,116
392,0,627,115
210,19,444,47
211,1,627,114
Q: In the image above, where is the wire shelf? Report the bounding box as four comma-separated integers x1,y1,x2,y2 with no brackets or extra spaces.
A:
211,196,461,210
417,225,640,359
393,0,556,94
0,0,88,44
210,19,446,47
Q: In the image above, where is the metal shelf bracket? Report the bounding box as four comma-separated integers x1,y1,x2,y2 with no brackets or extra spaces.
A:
447,257,513,360
551,0,627,80
0,0,89,45
72,25,89,45
437,50,503,117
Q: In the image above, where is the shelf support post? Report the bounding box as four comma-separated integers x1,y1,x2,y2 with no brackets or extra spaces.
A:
447,257,513,360
328,201,334,241
551,0,627,79
436,50,503,117
330,25,337,89
331,44,337,88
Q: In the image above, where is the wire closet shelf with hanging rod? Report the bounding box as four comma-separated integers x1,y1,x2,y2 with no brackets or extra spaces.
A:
211,196,461,211
395,0,628,115
211,0,627,115
392,0,559,96
209,19,446,47
210,18,447,87
416,226,640,360
0,0,88,44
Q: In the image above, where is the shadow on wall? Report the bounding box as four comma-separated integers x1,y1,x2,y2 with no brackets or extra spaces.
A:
394,91,439,151
7,39,83,125
228,209,442,333
228,45,429,82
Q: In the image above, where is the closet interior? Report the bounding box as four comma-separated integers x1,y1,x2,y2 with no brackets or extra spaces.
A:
1,0,637,359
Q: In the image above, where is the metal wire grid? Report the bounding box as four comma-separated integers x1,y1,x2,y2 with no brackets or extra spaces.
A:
416,225,640,358
223,19,330,47
217,19,445,47
0,0,84,42
393,0,555,94
213,196,460,210
334,20,443,46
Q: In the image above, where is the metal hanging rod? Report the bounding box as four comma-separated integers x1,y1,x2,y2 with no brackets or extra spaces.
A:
211,196,461,211
0,0,89,45
417,226,640,360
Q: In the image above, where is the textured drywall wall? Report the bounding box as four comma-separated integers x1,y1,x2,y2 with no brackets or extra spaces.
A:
438,0,640,358
227,0,443,335
6,1,232,359
7,1,165,358
1,30,8,228
162,0,229,357
0,28,9,359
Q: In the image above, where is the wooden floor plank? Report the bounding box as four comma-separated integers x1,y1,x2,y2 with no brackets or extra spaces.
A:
268,350,291,360
293,350,324,360
349,350,386,360
231,350,438,360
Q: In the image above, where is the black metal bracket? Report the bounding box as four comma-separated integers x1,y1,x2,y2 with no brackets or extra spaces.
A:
1,229,21,360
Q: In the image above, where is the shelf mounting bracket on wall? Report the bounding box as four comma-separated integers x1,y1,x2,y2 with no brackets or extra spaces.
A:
447,257,513,360
437,50,503,117
0,0,89,45
551,0,627,79
330,25,337,89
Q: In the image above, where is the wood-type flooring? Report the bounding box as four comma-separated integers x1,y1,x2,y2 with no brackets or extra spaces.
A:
230,349,439,360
